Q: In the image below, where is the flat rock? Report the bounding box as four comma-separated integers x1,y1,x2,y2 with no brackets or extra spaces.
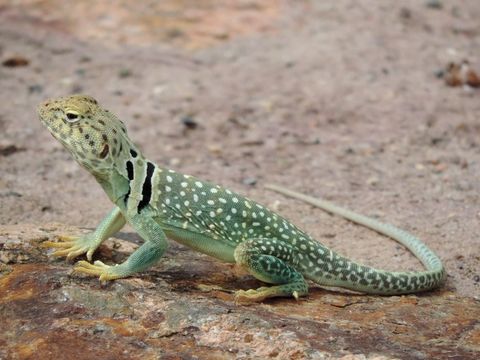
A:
1,224,478,359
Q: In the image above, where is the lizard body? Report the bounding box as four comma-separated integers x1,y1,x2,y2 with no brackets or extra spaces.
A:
39,95,445,301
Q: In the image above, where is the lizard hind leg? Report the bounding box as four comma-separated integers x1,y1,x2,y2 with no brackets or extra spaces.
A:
233,238,308,303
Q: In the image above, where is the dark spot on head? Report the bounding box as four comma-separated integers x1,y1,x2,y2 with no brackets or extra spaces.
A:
89,140,95,147
84,134,90,140
102,134,108,141
98,120,105,126
78,127,83,133
119,143,123,153
130,149,137,158
99,144,109,159
112,129,117,134
81,96,98,105
113,138,118,144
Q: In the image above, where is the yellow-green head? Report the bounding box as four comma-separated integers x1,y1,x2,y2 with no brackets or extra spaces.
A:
38,95,133,175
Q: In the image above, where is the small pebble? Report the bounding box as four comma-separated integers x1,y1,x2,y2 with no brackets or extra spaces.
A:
207,144,222,155
0,144,24,157
2,56,29,67
28,84,43,94
93,324,108,334
181,115,198,129
79,56,91,63
71,84,83,93
425,0,442,9
399,7,412,19
242,177,257,186
118,68,132,78
169,158,181,166
152,85,166,95
366,176,379,186
434,69,445,78
433,163,447,173
75,68,86,77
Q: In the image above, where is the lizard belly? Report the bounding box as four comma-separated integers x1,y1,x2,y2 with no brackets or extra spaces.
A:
163,226,237,263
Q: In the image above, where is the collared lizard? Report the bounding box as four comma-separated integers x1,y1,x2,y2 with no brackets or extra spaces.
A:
38,95,446,302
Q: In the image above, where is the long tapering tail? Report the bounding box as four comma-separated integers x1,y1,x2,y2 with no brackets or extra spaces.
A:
266,184,446,294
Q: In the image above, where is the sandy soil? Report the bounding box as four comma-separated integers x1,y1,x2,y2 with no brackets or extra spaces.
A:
0,0,479,300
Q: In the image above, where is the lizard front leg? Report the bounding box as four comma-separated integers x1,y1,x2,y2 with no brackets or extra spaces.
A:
74,213,168,280
43,206,126,261
234,238,309,302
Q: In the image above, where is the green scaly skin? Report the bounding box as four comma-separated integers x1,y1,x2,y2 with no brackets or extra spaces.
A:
38,95,446,302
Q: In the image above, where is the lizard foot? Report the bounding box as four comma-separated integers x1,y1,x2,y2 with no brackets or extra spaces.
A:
42,233,101,261
234,287,279,303
234,284,306,303
74,260,125,281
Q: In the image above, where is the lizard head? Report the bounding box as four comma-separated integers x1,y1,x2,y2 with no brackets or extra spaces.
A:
38,94,134,176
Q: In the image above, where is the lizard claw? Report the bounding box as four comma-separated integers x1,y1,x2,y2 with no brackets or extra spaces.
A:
234,286,305,303
73,260,124,281
234,288,270,303
42,233,100,261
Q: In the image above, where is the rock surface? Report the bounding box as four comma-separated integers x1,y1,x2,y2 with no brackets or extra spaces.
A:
1,224,479,359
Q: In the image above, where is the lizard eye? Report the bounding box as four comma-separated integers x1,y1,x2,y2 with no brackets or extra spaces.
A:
65,111,80,122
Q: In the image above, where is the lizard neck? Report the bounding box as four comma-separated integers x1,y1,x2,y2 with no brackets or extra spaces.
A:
91,138,146,207
95,169,130,205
